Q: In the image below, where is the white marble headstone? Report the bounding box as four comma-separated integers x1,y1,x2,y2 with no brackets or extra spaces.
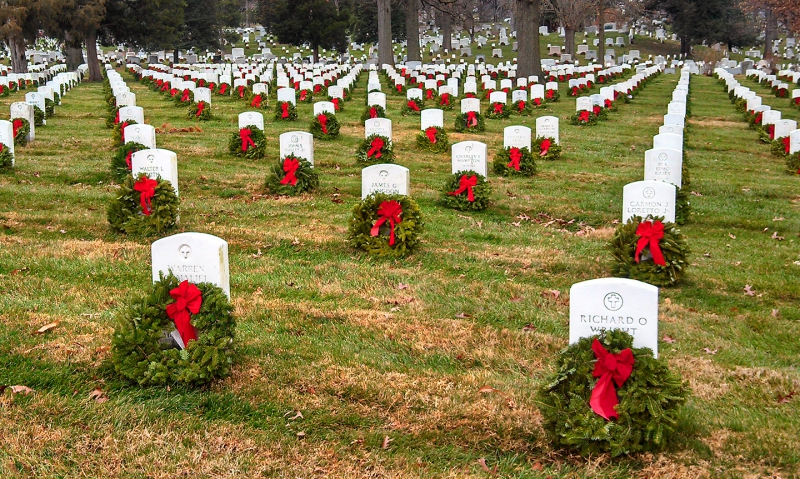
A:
131,148,179,195
663,113,685,128
313,101,335,116
622,180,676,223
652,133,683,152
277,88,296,105
194,87,211,104
151,232,230,298
451,141,488,177
238,111,265,130
576,97,593,112
279,131,314,164
364,118,392,140
124,124,156,148
773,119,797,139
0,120,15,161
11,102,35,141
407,88,423,100
569,277,659,357
535,116,559,144
118,106,144,125
489,91,507,104
460,98,481,113
361,164,410,198
644,148,683,188
503,125,532,150
368,92,387,109
420,109,444,129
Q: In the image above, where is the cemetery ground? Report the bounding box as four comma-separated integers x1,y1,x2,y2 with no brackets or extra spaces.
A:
0,69,799,478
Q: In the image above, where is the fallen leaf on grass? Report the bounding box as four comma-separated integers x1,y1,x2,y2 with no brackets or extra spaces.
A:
663,335,676,344
744,284,755,296
541,289,561,300
522,323,537,332
88,389,108,403
511,221,521,227
771,309,780,318
284,410,303,421
397,283,409,290
381,436,392,449
778,391,796,404
477,458,498,476
478,385,501,394
690,191,703,197
772,217,784,221
702,348,718,355
10,267,28,275
728,233,736,239
771,232,784,240
9,385,34,395
509,296,523,302
296,431,306,439
35,322,59,334
532,462,543,471
455,312,472,319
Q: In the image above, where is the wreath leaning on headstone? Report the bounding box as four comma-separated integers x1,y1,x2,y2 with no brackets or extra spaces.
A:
356,134,395,165
535,137,562,162
45,98,55,117
347,193,424,258
570,110,599,126
188,101,212,121
111,273,236,387
174,89,194,106
107,173,179,236
608,216,689,287
0,142,13,171
275,101,298,121
401,98,423,116
360,104,387,123
33,106,45,126
537,329,689,457
454,111,486,133
114,120,138,146
437,93,455,111
441,171,491,211
264,155,319,196
544,88,560,102
415,126,449,153
675,187,691,226
228,125,267,159
111,141,147,181
309,112,341,140
513,99,534,115
786,151,800,175
12,118,30,147
493,146,537,176
485,102,511,119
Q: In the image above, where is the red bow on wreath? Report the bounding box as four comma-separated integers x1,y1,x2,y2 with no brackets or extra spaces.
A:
517,101,526,112
593,105,602,117
754,112,763,125
370,200,402,246
317,114,328,134
448,174,477,202
533,98,542,106
579,110,591,122
507,147,522,171
466,111,478,128
634,219,667,266
784,136,791,154
299,91,307,102
133,176,158,216
590,339,635,420
367,137,384,159
369,106,378,119
426,89,435,100
407,100,420,112
239,128,255,152
119,122,129,143
13,119,23,138
440,93,450,105
314,85,322,94
571,86,579,96
332,98,340,110
281,103,289,119
539,139,551,157
425,127,438,144
196,102,205,118
219,84,228,94
180,89,190,102
493,103,504,114
165,280,202,346
767,124,775,140
546,90,554,99
114,110,120,125
280,157,299,186
794,97,800,106
396,84,403,93
604,99,613,108
251,95,262,108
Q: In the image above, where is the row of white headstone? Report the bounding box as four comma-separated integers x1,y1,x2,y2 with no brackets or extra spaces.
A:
574,64,662,114
719,70,800,155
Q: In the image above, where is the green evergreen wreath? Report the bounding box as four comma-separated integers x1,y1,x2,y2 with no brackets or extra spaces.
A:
13,118,30,147
114,120,138,145
110,272,236,387
188,101,212,121
45,98,55,117
107,173,179,236
0,142,13,171
537,329,689,457
174,89,194,106
264,155,319,195
609,216,689,287
327,96,345,112
535,137,562,161
360,104,387,123
356,134,395,165
106,106,120,129
111,142,147,181
441,171,491,211
0,84,8,97
415,126,449,153
493,146,536,176
770,137,790,158
33,106,45,126
347,193,424,258
248,92,269,110
544,88,560,102
454,112,486,132
275,101,298,121
675,187,691,226
228,125,267,159
401,98,424,116
513,100,533,115
485,102,511,119
570,110,598,126
297,89,313,103
786,152,800,175
436,93,455,111
309,112,341,140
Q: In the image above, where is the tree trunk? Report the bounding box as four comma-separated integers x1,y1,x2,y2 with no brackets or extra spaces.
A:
442,11,451,56
405,0,420,62
313,43,319,63
763,8,775,61
64,31,84,71
680,35,690,56
564,26,575,57
10,36,28,74
174,48,180,64
515,0,541,78
85,30,103,81
598,4,605,65
377,0,394,66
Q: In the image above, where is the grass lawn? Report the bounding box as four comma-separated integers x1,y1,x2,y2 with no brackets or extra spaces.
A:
0,64,798,478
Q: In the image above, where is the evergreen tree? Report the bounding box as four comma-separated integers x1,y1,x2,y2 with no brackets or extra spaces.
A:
350,0,405,44
271,0,349,62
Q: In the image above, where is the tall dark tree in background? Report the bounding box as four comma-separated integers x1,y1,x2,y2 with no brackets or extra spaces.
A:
515,0,542,78
174,0,220,62
272,0,349,62
0,0,44,73
377,0,394,64
350,0,406,44
405,0,421,61
103,0,185,52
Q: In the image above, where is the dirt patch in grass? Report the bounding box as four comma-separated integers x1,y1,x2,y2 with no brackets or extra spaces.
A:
668,355,730,401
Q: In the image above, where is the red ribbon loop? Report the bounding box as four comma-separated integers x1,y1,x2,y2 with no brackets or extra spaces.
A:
367,137,384,159
251,95,262,108
539,139,551,157
133,176,158,216
238,86,245,98
507,147,522,170
165,280,202,346
426,89,434,100
634,220,667,266
317,114,328,134
407,100,420,112
332,98,340,110
518,101,526,112
605,99,613,108
181,89,190,102
219,84,228,94
590,339,635,420
280,157,299,185
239,128,255,152
369,106,378,118
125,150,133,169
767,124,775,140
370,200,402,246
546,89,554,99
533,98,542,106
425,127,438,144
196,102,205,117
783,136,791,154
755,112,762,125
13,119,23,138
448,174,478,202
281,103,289,119
396,84,402,92
114,110,120,125
466,111,478,127
440,93,450,105
493,103,504,114
120,122,128,142
299,91,307,101
593,105,602,117
579,110,591,122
